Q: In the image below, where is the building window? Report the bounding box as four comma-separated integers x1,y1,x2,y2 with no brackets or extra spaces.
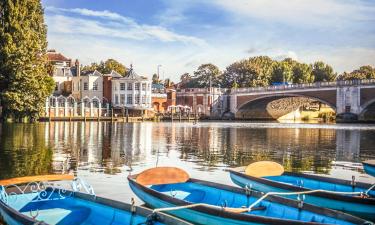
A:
93,82,98,91
135,83,140,90
83,82,88,91
142,95,146,104
55,82,59,91
120,83,125,91
115,95,119,105
127,83,133,90
135,94,140,104
142,83,146,91
120,94,125,104
127,95,133,104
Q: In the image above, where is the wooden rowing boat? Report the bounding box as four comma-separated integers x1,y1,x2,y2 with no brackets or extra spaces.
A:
128,167,371,225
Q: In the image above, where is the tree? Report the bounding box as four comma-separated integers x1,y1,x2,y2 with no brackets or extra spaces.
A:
222,56,275,88
82,59,127,75
271,59,295,83
152,73,161,84
0,0,55,122
192,63,222,88
292,63,314,83
339,65,375,80
312,61,335,82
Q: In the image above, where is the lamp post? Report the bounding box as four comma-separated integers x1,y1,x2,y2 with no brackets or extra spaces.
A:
157,65,162,84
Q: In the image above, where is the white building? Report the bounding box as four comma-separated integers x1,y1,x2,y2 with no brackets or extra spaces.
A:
111,65,152,111
78,70,104,101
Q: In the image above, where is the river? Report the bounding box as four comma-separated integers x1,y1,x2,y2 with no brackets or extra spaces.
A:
0,121,374,203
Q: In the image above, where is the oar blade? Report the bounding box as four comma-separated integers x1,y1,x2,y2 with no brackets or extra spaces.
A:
0,174,74,186
136,167,189,185
245,161,284,177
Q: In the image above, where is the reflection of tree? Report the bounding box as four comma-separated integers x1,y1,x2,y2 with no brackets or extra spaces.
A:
0,123,53,179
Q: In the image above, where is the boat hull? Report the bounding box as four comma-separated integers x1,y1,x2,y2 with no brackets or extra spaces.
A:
363,162,375,177
130,180,265,225
229,171,375,221
129,175,370,225
0,190,191,225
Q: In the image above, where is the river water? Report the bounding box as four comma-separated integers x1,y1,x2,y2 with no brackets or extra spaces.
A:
0,121,374,203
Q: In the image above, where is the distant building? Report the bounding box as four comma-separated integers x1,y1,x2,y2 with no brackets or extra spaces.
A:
111,65,152,114
47,50,80,97
151,88,176,113
176,88,224,117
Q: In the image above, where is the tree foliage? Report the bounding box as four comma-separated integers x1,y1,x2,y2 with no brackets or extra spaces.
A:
82,59,127,75
186,57,341,88
339,65,375,80
0,0,55,121
312,61,335,82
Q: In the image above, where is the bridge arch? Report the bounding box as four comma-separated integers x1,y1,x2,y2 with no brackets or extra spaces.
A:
236,93,336,120
359,97,375,121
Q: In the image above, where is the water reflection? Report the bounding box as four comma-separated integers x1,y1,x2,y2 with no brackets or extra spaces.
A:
0,122,374,180
0,123,53,179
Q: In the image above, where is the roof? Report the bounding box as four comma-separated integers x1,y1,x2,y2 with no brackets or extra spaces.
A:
123,64,147,81
81,70,103,76
109,70,122,78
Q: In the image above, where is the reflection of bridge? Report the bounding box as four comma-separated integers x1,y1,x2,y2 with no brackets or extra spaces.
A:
229,79,375,121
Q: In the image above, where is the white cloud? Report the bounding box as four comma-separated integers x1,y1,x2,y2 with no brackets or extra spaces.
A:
45,7,206,45
214,0,375,27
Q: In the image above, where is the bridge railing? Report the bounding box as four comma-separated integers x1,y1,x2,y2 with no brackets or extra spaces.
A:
232,79,375,93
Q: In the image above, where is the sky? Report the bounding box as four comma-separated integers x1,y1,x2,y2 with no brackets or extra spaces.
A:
42,0,375,81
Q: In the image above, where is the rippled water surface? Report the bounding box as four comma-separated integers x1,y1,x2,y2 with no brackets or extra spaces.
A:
0,121,374,202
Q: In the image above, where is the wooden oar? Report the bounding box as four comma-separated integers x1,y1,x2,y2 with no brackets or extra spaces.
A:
136,167,190,186
245,161,284,178
224,206,266,214
0,174,74,186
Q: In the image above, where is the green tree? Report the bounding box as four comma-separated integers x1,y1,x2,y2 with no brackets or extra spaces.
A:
0,0,55,122
312,61,335,82
222,56,275,88
82,59,127,75
152,73,161,84
192,63,222,88
292,63,314,83
339,65,375,80
271,59,295,83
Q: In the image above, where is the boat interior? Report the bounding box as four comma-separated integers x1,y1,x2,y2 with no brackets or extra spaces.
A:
6,191,163,225
150,181,357,225
264,175,375,197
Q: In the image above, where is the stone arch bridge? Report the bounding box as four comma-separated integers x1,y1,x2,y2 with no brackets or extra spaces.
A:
229,79,375,121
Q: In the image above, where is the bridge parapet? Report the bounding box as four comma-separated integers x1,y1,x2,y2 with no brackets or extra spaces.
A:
232,79,375,94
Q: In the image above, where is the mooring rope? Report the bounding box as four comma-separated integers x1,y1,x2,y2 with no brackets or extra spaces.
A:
152,183,375,213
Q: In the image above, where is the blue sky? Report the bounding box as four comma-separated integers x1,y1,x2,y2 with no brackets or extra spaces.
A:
42,0,375,81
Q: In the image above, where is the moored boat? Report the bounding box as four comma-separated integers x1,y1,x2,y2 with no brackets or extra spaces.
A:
0,174,191,225
128,167,372,225
229,169,375,221
363,160,375,177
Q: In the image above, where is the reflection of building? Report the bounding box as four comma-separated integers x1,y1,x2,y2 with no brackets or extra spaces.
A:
44,122,153,174
176,88,224,116
336,130,360,161
111,65,152,114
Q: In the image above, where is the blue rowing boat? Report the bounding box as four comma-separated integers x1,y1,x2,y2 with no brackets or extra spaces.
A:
129,167,372,225
0,175,191,225
363,160,375,177
229,170,375,221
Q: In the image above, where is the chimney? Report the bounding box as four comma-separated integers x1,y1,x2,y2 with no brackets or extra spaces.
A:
75,59,80,77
